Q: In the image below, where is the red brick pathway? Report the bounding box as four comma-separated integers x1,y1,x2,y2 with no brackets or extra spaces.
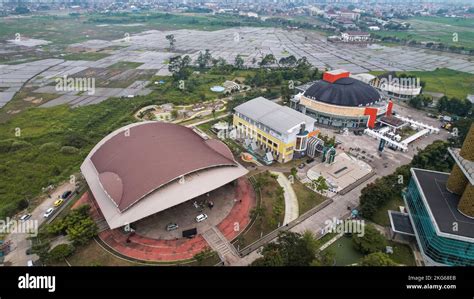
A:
83,176,256,262
98,229,209,262
216,177,256,241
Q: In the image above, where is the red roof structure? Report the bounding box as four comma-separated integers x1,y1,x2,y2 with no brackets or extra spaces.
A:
90,122,238,212
81,122,248,229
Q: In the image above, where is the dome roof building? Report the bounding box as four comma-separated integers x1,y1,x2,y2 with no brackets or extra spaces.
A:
291,69,392,129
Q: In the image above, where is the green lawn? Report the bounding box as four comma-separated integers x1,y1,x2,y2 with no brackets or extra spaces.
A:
321,235,415,266
370,195,404,227
232,172,283,248
65,240,137,266
374,16,474,50
388,241,416,266
322,235,364,266
287,175,325,215
370,68,474,99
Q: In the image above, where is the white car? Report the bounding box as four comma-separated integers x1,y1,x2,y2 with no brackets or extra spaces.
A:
19,214,31,222
195,213,208,223
43,208,54,218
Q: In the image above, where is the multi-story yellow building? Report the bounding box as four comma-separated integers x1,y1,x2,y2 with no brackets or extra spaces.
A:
233,97,318,163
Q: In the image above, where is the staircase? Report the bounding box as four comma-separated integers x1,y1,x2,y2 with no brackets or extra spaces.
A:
202,227,239,265
96,218,110,233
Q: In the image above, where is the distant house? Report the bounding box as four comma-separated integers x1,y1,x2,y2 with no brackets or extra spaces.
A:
339,20,357,29
239,11,258,18
339,9,360,20
341,31,370,43
325,9,338,19
368,26,380,31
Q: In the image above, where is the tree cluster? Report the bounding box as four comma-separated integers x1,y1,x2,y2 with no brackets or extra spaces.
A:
251,231,334,266
437,96,473,117
47,204,98,246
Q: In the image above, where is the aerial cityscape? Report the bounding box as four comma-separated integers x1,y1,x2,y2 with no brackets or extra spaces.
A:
0,0,473,292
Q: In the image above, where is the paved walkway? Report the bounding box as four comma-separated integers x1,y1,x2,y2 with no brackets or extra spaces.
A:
271,171,299,225
202,227,239,265
216,178,256,241
290,177,377,235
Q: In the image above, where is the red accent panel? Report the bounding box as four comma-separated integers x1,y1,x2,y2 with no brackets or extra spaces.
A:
386,100,393,116
323,71,350,83
364,107,378,129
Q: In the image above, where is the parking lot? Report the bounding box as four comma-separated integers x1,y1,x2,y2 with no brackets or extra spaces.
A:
133,183,236,240
316,102,451,178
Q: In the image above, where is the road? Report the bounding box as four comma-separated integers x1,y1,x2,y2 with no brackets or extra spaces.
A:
3,182,75,266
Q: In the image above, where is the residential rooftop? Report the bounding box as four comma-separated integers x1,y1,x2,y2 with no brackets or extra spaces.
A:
234,96,315,134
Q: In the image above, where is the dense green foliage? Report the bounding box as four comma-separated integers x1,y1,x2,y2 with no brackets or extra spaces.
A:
251,231,334,266
408,94,433,109
352,225,387,254
0,98,145,218
48,205,97,246
437,96,473,117
48,243,75,262
360,252,397,266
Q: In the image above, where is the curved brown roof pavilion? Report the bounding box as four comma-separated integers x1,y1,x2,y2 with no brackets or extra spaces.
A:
81,121,248,229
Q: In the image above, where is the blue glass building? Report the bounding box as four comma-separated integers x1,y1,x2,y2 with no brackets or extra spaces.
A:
404,168,474,266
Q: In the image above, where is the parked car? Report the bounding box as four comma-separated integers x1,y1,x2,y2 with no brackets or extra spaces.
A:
19,214,31,222
306,158,315,164
27,260,34,267
43,208,54,218
53,198,64,207
166,223,179,231
297,163,305,169
61,190,72,199
195,214,208,223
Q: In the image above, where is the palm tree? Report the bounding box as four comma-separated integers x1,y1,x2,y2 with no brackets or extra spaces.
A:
312,176,329,195
165,34,176,51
